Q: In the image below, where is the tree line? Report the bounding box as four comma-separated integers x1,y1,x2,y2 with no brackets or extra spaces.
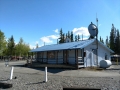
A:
99,24,120,54
0,23,119,59
59,24,120,54
109,24,120,54
0,30,30,59
58,28,82,43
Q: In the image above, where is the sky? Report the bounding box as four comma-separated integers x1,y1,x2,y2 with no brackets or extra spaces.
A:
0,0,120,49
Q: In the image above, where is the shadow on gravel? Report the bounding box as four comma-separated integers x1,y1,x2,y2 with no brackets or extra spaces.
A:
63,87,101,90
26,81,45,85
106,68,120,70
11,64,25,67
11,63,74,74
30,67,70,74
0,82,12,89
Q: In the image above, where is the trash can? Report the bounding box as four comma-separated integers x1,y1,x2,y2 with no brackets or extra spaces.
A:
5,60,9,67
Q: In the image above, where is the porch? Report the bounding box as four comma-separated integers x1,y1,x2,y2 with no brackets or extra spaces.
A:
29,49,85,69
30,62,77,69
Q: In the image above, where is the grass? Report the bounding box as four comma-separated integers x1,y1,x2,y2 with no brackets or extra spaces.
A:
82,67,104,71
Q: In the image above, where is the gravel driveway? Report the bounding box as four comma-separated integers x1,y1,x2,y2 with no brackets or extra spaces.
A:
0,61,120,90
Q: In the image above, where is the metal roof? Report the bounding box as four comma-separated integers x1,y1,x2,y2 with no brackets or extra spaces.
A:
30,39,114,53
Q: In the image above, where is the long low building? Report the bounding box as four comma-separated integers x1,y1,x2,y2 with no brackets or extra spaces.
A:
30,39,114,68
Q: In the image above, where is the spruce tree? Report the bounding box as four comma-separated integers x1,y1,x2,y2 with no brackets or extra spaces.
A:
70,31,74,42
62,33,65,43
66,33,68,39
78,34,80,41
105,36,110,47
75,35,77,41
59,28,64,43
115,29,120,54
68,31,71,39
110,24,115,52
100,36,102,42
36,43,39,48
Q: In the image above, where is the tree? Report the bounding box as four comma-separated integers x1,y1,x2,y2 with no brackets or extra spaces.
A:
99,36,104,44
114,29,120,54
78,34,80,41
7,35,15,56
101,39,104,44
110,24,116,52
105,36,110,47
36,43,39,48
0,30,7,56
62,33,65,43
59,28,64,43
68,31,71,38
70,31,74,42
15,38,30,57
18,38,24,56
66,33,68,39
100,36,102,42
75,35,77,41
15,38,31,57
22,43,30,56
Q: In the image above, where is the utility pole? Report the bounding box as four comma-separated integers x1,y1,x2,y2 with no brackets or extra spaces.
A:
0,35,2,59
96,13,98,67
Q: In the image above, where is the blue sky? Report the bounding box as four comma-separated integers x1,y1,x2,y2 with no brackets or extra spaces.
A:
0,0,120,49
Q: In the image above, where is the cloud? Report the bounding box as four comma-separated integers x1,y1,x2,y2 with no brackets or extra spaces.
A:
40,35,59,43
53,29,59,33
35,41,39,44
72,27,90,36
30,45,36,49
30,43,45,49
40,37,53,43
47,35,59,39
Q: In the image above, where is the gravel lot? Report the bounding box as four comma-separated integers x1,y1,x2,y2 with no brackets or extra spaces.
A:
0,61,120,90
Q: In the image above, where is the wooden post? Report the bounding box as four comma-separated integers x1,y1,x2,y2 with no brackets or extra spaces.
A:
47,52,48,63
66,50,67,64
57,51,58,64
68,50,69,64
63,50,65,63
42,52,43,63
77,49,78,68
75,49,76,64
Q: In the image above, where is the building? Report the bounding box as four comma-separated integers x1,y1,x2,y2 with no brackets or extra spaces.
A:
30,39,114,68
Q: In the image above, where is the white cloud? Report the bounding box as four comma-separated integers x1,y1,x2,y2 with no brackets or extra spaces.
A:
72,27,90,36
53,29,59,33
47,35,59,39
82,37,88,40
40,37,53,43
30,45,36,49
39,44,44,47
35,41,39,44
40,35,59,43
30,43,44,49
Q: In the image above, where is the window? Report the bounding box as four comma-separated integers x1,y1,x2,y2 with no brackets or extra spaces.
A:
48,51,55,59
